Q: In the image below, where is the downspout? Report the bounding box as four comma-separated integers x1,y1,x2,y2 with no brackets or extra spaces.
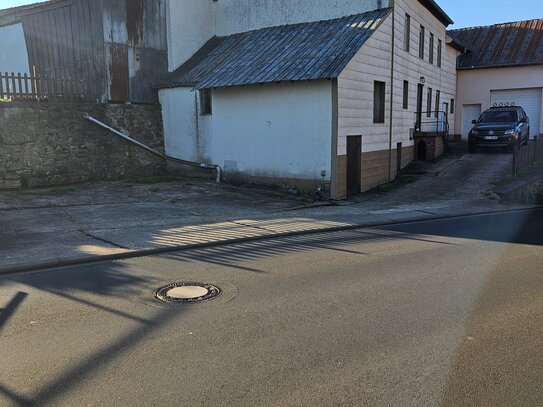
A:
388,0,396,181
85,114,221,183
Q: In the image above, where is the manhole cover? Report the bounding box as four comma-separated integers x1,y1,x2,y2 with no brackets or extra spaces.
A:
155,282,221,304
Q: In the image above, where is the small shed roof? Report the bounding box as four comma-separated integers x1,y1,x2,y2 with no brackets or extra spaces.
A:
157,8,391,90
448,18,543,70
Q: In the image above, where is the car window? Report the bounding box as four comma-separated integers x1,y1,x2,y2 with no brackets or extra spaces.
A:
479,110,518,123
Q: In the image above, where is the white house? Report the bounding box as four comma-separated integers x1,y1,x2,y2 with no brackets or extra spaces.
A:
157,0,459,199
448,19,543,141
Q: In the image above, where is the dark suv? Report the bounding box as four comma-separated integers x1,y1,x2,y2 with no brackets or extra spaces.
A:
468,106,530,153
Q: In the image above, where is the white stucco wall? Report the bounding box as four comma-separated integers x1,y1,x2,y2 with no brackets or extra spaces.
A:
0,23,30,74
208,81,333,181
337,0,458,156
159,87,199,161
215,0,389,36
166,0,216,71
166,0,390,70
455,66,543,138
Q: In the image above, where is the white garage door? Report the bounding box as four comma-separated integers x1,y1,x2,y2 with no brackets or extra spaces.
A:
491,88,542,139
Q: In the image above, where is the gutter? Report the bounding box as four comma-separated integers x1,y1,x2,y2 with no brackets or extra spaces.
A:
388,0,396,181
85,114,221,183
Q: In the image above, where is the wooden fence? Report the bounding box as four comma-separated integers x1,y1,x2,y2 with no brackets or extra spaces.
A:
513,136,543,177
0,70,91,102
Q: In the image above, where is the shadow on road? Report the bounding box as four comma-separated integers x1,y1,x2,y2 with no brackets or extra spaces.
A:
159,228,456,272
381,208,543,246
0,291,27,333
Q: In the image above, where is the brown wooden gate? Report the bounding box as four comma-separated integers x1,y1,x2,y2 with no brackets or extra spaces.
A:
347,136,361,196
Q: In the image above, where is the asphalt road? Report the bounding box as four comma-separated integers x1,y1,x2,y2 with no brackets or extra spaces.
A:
0,209,542,406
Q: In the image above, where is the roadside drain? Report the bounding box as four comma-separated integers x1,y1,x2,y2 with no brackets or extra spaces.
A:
154,282,221,304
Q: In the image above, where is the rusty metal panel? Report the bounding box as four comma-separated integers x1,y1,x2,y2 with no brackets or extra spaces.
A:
106,42,129,102
142,0,167,50
126,0,144,47
20,0,105,102
129,47,167,103
449,19,543,69
102,0,128,44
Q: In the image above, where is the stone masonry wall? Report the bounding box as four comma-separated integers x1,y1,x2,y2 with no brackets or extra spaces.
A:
0,102,166,189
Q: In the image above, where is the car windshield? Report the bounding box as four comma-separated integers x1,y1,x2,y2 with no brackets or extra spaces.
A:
479,110,518,123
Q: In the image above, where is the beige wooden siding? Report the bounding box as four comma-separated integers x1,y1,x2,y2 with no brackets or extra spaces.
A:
337,0,459,157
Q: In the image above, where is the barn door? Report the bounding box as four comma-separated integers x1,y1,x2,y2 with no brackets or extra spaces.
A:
106,43,129,102
347,136,361,196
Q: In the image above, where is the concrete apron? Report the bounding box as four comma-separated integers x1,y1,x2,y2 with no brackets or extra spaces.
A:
2,206,541,277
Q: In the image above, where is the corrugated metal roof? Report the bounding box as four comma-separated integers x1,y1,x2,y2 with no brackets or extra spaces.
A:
448,18,543,69
157,8,391,90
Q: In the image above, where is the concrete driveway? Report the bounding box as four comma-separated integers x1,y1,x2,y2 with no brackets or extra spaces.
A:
0,150,523,272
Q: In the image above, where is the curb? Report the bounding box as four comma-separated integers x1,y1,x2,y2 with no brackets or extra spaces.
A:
1,205,541,277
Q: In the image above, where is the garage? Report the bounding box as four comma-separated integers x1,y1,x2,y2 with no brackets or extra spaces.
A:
491,89,542,139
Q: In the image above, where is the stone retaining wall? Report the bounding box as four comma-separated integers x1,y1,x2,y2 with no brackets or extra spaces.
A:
0,102,166,189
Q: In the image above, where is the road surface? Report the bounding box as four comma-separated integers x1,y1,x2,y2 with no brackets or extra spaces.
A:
1,209,542,406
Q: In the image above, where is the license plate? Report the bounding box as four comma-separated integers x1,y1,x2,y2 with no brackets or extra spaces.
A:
485,136,498,140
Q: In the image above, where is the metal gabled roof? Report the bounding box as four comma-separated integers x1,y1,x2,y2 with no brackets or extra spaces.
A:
448,18,543,69
156,8,391,90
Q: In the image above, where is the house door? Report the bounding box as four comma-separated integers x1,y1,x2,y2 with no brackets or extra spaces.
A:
346,136,361,196
462,104,482,140
416,84,424,129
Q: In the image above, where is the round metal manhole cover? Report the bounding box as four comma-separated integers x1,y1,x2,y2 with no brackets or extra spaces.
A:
155,282,221,304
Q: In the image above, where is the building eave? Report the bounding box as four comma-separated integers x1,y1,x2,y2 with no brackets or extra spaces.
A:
418,0,454,26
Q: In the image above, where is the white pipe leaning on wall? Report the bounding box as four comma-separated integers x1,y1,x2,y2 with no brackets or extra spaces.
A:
84,114,221,183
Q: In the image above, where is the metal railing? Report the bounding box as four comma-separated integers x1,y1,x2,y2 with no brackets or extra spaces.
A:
414,110,449,134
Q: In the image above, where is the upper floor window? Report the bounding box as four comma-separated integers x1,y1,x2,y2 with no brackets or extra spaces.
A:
429,33,434,64
373,81,386,124
435,90,441,116
403,80,409,109
419,25,425,59
199,89,212,115
404,14,411,52
426,87,432,117
437,39,442,68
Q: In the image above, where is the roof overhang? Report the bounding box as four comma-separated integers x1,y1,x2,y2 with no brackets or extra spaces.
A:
457,62,543,71
418,0,454,26
0,0,71,26
445,36,466,52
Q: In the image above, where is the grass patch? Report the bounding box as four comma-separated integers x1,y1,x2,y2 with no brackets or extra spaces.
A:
130,175,179,184
150,187,161,193
374,175,420,193
492,160,543,187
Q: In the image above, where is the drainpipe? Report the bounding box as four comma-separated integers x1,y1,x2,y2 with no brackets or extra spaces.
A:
85,114,221,183
388,0,396,181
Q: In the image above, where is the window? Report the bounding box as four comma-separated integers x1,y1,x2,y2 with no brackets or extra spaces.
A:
435,90,440,116
426,87,432,117
451,98,455,114
429,33,434,64
419,25,425,59
437,39,442,67
373,81,386,123
199,89,212,115
404,14,411,52
403,80,409,109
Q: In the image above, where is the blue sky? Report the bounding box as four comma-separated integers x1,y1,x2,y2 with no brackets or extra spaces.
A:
1,0,542,28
